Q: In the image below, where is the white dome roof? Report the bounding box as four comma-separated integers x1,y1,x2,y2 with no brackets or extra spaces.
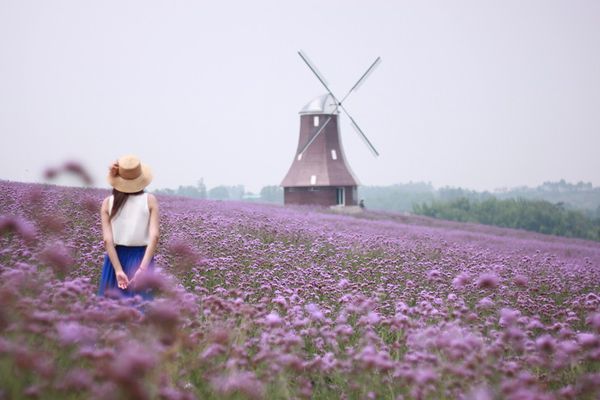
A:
299,94,338,115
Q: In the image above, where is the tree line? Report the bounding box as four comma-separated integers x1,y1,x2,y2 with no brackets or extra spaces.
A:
412,196,600,242
153,179,283,203
358,180,600,218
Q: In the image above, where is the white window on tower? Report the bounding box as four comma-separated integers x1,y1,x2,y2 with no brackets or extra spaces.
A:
313,116,319,127
310,175,317,185
331,149,337,160
297,153,302,161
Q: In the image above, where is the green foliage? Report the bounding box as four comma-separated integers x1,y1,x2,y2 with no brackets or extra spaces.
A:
208,185,231,200
154,182,283,204
359,180,600,215
259,185,284,204
154,178,207,199
357,182,436,212
413,196,600,241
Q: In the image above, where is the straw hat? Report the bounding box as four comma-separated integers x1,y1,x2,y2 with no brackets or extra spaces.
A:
107,155,153,193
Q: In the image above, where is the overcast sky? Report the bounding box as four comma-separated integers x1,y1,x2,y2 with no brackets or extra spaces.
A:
1,0,599,193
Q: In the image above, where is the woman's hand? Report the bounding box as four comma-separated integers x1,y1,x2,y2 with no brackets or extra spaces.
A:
129,266,147,287
116,270,129,289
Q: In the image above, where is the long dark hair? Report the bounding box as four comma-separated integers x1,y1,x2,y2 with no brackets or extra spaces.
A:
110,188,144,220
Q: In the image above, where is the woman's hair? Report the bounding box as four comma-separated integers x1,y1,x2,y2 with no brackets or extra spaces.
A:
110,188,144,220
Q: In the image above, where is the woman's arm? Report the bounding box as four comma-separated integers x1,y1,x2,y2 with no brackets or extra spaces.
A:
138,193,160,271
101,197,129,289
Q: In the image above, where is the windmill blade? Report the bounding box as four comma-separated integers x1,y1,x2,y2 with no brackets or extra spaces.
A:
298,50,341,104
298,50,329,86
297,116,334,157
340,57,381,104
341,105,380,157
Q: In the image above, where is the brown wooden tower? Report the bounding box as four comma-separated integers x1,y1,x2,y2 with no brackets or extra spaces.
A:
281,94,359,206
281,51,382,207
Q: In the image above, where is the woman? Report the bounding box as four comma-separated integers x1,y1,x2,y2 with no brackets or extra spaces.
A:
97,154,159,300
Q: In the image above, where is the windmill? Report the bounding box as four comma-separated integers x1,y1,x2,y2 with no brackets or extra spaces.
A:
281,50,381,207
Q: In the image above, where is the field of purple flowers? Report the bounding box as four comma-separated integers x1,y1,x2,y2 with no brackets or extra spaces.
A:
1,180,600,399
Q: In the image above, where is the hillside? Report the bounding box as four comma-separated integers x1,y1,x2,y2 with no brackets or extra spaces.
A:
1,180,600,399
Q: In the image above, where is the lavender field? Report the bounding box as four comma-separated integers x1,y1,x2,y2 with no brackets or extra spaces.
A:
1,180,600,400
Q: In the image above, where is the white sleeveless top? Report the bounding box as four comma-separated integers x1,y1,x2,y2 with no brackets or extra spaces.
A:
108,193,150,246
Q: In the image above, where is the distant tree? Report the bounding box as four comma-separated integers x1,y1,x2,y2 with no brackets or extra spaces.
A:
260,186,283,203
197,178,207,199
208,186,229,200
227,185,245,201
177,185,201,198
413,196,600,242
358,182,436,213
154,188,175,196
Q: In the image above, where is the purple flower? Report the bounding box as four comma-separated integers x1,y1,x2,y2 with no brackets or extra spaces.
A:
107,341,157,382
337,278,350,289
62,161,94,185
208,326,230,344
210,371,265,400
44,160,93,185
145,300,180,345
130,268,170,293
39,241,74,277
577,333,599,348
465,385,493,400
305,303,325,322
499,308,520,327
359,311,381,326
55,321,97,345
587,313,600,332
413,367,438,385
57,368,93,390
477,297,494,310
452,272,471,289
535,334,556,354
476,273,500,289
264,311,283,327
427,269,441,280
200,343,227,361
272,295,287,308
513,274,529,288
0,215,37,243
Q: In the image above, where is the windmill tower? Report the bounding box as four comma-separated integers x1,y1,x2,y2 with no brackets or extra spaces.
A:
281,51,381,207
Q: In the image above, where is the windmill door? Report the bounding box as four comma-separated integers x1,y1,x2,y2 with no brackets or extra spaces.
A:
335,187,345,206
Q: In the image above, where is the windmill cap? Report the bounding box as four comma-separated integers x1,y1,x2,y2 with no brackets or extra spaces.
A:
299,94,338,115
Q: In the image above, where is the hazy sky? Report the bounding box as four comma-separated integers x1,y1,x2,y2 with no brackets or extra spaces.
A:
1,0,599,193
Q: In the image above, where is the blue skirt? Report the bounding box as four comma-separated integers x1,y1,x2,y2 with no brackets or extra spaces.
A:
97,245,155,301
